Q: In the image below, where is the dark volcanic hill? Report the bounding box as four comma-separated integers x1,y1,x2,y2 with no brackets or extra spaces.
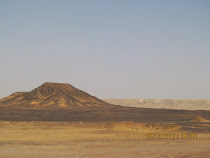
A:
0,83,210,124
0,82,110,108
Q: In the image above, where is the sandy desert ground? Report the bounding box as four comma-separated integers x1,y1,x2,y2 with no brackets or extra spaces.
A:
0,83,209,157
0,121,210,158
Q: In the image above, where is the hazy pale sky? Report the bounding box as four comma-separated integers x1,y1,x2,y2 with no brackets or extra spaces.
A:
1,0,210,99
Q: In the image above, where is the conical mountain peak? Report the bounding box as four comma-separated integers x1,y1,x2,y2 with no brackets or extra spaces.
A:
0,82,108,108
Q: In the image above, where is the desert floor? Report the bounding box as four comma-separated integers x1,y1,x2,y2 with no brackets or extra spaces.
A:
0,121,209,158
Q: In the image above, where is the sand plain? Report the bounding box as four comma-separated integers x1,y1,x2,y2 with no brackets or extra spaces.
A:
0,121,209,158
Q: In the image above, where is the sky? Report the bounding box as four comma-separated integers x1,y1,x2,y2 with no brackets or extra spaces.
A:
0,0,210,99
